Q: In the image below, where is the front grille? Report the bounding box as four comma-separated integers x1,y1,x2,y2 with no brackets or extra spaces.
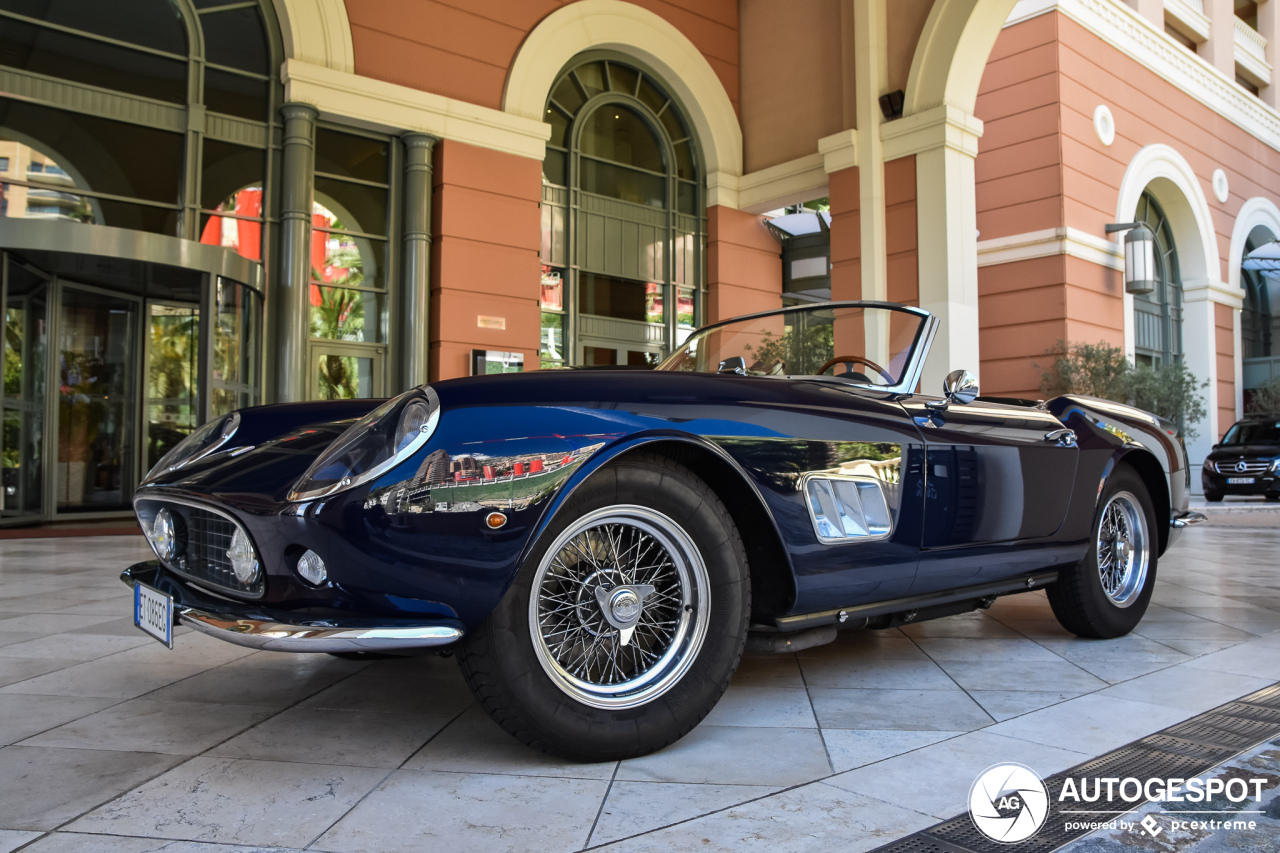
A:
1214,459,1271,474
136,498,263,598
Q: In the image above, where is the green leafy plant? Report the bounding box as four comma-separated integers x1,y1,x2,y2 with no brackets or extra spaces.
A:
744,322,834,376
1248,376,1280,415
1039,340,1209,439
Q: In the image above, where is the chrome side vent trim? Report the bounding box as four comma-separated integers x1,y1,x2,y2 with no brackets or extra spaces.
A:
802,474,893,543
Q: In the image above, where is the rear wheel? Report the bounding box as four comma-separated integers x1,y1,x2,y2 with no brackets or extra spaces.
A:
1048,464,1157,639
458,453,750,761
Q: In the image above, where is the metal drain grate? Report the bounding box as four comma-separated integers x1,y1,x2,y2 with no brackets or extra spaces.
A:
869,680,1280,853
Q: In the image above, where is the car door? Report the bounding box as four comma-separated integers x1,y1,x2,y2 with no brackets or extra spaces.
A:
896,396,1079,592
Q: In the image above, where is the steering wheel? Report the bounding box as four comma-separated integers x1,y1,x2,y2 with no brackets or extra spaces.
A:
817,354,895,384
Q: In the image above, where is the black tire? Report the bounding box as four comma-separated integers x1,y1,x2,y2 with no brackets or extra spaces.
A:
1266,494,1280,503
1048,464,1158,639
1205,491,1224,503
457,453,750,761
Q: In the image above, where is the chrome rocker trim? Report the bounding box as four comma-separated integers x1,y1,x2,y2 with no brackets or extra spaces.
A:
121,565,463,653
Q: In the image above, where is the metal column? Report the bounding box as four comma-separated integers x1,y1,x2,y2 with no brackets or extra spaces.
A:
276,102,317,402
400,133,436,389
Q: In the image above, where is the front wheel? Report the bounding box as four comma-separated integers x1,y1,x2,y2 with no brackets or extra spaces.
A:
1048,464,1158,639
1204,491,1224,503
458,454,750,761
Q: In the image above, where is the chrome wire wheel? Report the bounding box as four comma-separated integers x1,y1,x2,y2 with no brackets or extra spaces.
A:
528,505,710,709
1096,490,1150,608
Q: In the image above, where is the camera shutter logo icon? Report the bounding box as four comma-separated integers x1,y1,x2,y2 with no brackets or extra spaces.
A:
969,763,1050,843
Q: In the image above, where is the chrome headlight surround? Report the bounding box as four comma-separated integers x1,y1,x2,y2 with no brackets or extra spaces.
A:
143,412,241,483
289,386,440,502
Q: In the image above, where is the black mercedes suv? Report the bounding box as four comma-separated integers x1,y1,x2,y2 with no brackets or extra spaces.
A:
1202,415,1280,502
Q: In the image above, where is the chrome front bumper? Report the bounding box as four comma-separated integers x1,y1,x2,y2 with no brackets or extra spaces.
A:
121,564,464,653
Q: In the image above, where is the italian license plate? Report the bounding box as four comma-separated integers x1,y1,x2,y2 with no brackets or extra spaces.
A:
1228,477,1255,485
134,583,174,648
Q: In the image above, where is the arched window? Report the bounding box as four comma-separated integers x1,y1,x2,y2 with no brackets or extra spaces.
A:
539,55,703,369
1243,226,1276,360
1133,191,1184,366
0,0,282,255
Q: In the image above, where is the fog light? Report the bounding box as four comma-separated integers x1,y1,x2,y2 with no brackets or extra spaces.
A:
296,549,327,585
227,527,259,585
149,508,177,561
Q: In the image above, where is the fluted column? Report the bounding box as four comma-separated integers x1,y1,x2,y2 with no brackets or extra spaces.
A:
276,103,317,402
400,133,436,390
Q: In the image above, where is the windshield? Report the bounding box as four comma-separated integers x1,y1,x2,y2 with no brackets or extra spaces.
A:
1222,421,1280,445
657,303,930,387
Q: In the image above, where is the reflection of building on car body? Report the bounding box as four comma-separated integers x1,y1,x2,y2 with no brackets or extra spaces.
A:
124,301,1205,761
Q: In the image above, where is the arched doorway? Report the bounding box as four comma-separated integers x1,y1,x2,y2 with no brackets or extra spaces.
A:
0,0,279,521
1132,191,1184,367
538,54,704,369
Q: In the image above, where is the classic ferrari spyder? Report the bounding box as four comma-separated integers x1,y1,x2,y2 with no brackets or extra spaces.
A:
124,301,1204,760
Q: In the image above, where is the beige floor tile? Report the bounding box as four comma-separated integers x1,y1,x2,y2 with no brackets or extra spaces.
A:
404,705,612,779
913,637,1064,662
825,730,1088,819
595,782,935,853
701,684,817,728
0,746,184,831
984,693,1193,754
798,656,957,690
821,729,963,773
589,781,780,846
0,694,121,745
67,757,388,848
212,706,456,768
0,659,209,699
616,725,831,786
809,687,994,731
23,698,275,755
312,769,607,853
935,659,1107,693
967,690,1086,722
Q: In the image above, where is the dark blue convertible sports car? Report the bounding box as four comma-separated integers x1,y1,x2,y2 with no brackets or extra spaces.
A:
124,301,1203,760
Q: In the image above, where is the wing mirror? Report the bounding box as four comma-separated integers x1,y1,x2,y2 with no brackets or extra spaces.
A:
926,369,979,409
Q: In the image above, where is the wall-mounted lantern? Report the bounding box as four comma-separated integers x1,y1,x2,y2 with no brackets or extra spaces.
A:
1105,221,1157,295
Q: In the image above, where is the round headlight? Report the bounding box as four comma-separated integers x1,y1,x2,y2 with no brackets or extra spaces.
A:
289,387,440,501
144,412,241,482
227,527,259,585
148,508,177,561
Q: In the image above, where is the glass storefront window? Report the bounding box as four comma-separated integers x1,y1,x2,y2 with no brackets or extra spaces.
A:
211,278,261,416
0,100,184,205
578,273,663,324
307,128,390,397
145,302,199,472
540,56,704,367
315,352,375,400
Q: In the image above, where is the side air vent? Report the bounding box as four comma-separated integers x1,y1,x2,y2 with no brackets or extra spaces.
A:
802,475,893,543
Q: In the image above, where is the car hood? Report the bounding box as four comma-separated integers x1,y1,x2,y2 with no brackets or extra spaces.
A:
1207,444,1280,459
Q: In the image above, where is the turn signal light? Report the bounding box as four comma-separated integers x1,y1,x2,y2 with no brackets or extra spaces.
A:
485,512,507,529
296,549,327,586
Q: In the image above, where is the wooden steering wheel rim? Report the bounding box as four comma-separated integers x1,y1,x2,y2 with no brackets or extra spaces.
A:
817,354,894,383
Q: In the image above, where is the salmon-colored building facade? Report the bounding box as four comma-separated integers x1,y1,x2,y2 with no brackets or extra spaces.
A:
3,0,1280,516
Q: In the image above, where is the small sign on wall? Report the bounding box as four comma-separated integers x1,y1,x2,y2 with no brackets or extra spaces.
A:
477,315,506,330
472,350,524,376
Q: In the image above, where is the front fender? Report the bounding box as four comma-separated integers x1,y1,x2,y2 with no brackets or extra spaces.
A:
514,430,796,593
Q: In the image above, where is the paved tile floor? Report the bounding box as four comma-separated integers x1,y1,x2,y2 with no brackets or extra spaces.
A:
1,526,1279,853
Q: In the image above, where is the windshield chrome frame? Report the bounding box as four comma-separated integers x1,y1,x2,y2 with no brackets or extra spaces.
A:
662,300,938,395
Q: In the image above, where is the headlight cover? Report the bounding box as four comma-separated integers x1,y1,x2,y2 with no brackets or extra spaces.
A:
143,412,241,483
289,386,440,502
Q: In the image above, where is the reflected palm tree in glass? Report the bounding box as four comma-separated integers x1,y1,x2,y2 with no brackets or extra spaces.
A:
311,242,367,400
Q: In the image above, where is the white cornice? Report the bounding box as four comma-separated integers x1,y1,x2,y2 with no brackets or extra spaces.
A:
977,226,1123,269
282,60,550,161
881,105,984,161
1008,0,1280,153
818,130,859,173
709,154,830,212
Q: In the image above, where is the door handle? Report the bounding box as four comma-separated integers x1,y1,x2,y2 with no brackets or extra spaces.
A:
1044,428,1077,447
